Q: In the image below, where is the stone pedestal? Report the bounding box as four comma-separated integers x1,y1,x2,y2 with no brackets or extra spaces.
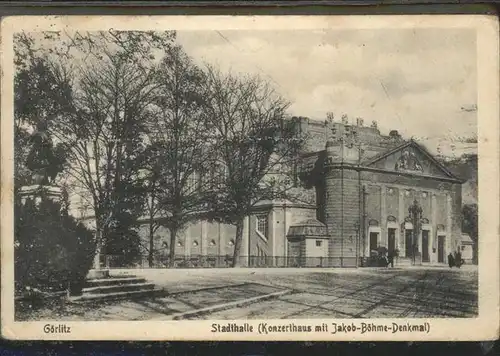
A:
87,269,110,280
19,185,62,204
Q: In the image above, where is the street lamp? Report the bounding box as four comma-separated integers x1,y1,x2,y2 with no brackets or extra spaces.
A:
408,200,423,265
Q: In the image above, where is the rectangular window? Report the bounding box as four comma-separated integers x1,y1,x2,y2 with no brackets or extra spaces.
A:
256,214,269,239
316,240,322,247
186,171,199,193
369,232,378,252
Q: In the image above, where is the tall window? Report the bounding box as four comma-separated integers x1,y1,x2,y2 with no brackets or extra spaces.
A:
186,171,199,193
256,214,269,239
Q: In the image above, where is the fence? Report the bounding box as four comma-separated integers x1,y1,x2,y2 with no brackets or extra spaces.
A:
103,255,361,269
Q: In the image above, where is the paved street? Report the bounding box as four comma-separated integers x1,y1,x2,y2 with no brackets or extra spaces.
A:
191,267,478,319
16,266,478,321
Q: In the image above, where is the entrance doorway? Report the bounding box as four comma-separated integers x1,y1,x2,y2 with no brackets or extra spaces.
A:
405,229,413,257
422,230,430,262
388,228,396,253
369,232,378,253
438,235,446,263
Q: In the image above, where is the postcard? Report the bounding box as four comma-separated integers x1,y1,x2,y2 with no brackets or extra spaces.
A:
1,14,498,341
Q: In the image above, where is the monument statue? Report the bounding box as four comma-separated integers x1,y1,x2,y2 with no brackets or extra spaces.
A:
25,121,66,186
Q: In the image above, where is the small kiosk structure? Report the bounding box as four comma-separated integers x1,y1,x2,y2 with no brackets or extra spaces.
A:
287,219,330,267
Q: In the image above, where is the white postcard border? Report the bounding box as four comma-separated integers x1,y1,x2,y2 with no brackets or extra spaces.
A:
1,14,499,341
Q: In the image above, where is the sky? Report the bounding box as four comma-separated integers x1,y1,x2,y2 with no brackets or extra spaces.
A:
176,29,477,157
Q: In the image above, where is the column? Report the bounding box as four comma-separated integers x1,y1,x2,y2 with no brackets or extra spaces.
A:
446,193,452,255
380,185,387,247
418,191,422,258
271,209,276,266
284,206,289,258
217,222,223,267
217,222,223,256
184,226,191,258
398,190,405,256
201,221,208,256
431,193,437,263
241,215,250,265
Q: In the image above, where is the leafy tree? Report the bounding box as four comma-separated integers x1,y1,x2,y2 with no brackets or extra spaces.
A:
140,46,213,267
462,203,478,264
14,55,74,190
202,66,303,267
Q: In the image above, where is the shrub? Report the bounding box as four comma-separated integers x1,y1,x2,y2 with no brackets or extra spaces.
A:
15,195,95,296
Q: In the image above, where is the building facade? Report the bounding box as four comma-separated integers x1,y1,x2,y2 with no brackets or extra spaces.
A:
132,116,465,267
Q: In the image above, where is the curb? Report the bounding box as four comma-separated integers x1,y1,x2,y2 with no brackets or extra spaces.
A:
170,289,293,320
68,288,167,303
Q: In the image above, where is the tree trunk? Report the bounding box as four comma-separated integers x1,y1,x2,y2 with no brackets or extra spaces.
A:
148,222,155,268
231,218,244,268
168,226,178,268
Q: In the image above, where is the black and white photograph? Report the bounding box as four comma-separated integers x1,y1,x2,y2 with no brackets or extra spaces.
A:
1,15,498,341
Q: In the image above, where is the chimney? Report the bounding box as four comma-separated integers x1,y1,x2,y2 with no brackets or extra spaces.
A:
356,117,364,127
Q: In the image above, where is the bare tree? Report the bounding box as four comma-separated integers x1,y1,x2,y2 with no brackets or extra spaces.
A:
202,66,303,267
15,31,177,269
140,46,214,267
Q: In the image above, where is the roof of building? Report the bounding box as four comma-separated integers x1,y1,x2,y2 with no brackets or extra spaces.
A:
287,218,329,237
461,233,474,244
362,139,462,181
292,218,326,227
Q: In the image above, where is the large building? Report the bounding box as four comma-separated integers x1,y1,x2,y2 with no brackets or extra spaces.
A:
129,116,465,268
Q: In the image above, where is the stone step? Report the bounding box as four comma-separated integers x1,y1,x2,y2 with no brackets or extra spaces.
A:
70,288,162,303
85,277,147,287
82,282,155,295
395,258,414,266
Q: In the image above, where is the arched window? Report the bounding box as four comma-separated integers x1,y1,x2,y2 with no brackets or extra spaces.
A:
177,240,183,247
192,240,199,247
228,239,235,246
209,239,216,247
368,219,379,227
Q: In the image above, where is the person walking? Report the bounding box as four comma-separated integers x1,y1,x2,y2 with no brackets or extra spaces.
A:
387,250,394,268
448,252,455,268
455,249,463,268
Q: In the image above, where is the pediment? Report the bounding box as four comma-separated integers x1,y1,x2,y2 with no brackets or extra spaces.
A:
363,141,460,180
